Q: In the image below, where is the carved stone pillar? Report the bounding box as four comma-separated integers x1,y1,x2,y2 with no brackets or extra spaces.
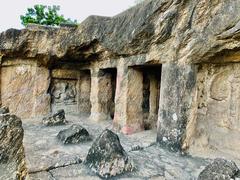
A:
90,68,113,121
114,65,144,134
157,63,197,151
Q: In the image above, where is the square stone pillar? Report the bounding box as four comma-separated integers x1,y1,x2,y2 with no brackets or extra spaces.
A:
114,66,144,134
157,63,197,151
90,69,113,121
1,61,51,119
113,65,128,129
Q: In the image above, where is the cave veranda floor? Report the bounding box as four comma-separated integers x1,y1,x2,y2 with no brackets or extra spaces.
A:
23,114,209,180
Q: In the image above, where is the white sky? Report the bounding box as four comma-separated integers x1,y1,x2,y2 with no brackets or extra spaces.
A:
0,0,136,32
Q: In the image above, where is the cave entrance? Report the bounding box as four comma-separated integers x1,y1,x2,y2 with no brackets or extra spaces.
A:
131,65,161,130
142,66,161,130
78,70,91,116
99,68,117,120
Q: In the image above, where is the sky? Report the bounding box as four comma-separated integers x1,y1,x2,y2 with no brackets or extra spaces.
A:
0,0,136,32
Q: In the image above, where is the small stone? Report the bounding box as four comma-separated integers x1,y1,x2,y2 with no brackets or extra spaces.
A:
198,158,239,180
0,106,9,114
42,109,67,126
84,129,133,178
57,124,91,144
130,145,144,151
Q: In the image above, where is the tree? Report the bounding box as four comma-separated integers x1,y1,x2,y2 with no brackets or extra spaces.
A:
20,5,77,27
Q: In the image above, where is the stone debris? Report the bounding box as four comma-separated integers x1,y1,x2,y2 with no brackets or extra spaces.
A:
130,145,144,152
57,124,91,144
42,109,67,126
85,129,133,178
0,106,9,114
0,113,27,179
198,158,240,180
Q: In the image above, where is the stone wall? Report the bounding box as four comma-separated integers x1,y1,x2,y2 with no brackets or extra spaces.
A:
1,60,50,119
184,63,240,160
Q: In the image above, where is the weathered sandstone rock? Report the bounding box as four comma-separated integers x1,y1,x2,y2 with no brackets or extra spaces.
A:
0,113,27,179
85,129,133,178
57,124,91,144
42,109,67,126
198,158,239,180
157,64,196,151
1,0,240,64
1,63,51,119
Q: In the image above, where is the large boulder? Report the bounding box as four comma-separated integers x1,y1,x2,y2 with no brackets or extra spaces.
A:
198,158,239,180
0,113,27,179
85,129,133,178
42,109,67,126
57,124,91,144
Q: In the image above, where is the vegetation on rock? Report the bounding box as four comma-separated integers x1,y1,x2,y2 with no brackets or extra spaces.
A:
20,5,77,26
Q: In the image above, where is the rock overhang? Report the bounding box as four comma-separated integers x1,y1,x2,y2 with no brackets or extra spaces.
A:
1,0,240,65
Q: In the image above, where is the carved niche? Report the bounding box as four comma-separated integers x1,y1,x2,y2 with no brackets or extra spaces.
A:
51,79,77,105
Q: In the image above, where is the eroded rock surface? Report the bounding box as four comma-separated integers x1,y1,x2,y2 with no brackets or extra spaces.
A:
1,0,240,64
42,109,67,126
198,158,239,180
0,113,27,179
0,106,9,114
85,129,133,178
57,124,91,144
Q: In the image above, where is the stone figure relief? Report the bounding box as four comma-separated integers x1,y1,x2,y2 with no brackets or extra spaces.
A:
51,80,77,105
209,68,240,130
227,72,240,130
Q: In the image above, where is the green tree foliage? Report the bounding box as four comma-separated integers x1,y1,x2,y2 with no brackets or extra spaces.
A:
20,5,77,26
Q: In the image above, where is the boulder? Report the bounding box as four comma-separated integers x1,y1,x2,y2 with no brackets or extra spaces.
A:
42,109,67,126
198,158,239,180
57,124,91,144
85,129,133,178
0,106,9,114
0,113,27,179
